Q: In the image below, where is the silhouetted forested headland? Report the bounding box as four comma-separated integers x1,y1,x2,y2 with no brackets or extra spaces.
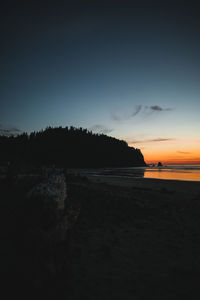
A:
0,126,146,167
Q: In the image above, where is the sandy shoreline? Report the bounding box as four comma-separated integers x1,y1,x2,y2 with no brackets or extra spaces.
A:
72,172,200,198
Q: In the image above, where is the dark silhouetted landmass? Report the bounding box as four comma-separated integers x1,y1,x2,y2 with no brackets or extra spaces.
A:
0,126,146,167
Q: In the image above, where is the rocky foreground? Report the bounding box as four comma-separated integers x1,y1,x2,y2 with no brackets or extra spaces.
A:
1,167,200,299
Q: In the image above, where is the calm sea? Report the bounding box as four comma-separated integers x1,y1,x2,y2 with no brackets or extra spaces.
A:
143,165,200,181
70,165,200,182
84,165,200,182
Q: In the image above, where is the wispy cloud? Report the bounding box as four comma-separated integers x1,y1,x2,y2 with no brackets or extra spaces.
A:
130,138,200,145
148,105,172,112
111,104,173,122
130,105,142,117
89,124,113,135
111,105,142,122
0,124,21,136
177,151,191,154
131,138,175,144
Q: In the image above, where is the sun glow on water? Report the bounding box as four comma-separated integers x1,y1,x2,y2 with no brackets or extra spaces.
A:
143,166,200,181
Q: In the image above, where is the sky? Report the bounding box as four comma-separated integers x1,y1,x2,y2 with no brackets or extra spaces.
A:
1,0,200,164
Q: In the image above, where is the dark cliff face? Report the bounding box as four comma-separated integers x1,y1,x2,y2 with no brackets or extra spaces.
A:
0,126,146,167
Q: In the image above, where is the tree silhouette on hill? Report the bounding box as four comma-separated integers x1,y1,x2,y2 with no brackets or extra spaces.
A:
0,126,146,167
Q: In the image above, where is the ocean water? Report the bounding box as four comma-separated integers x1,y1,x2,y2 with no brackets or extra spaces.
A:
84,165,200,182
71,165,200,182
143,165,200,181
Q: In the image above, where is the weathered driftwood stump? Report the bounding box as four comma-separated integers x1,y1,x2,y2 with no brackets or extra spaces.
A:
26,168,80,286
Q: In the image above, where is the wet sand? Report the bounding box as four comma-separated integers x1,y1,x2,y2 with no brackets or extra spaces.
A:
86,174,200,194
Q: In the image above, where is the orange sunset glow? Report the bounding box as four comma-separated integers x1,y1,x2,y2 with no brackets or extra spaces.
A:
129,140,200,165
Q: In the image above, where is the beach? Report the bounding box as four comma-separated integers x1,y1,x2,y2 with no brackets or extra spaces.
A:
2,169,200,299
66,173,200,299
86,173,200,193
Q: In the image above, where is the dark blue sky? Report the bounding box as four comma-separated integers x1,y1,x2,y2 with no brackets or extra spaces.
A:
1,1,200,163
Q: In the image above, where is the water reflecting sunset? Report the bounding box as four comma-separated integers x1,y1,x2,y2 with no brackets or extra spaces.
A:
144,166,200,181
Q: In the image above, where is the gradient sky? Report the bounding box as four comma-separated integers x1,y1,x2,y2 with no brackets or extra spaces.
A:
1,1,200,164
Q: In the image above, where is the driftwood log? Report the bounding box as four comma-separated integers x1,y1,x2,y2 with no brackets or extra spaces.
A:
25,168,80,286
